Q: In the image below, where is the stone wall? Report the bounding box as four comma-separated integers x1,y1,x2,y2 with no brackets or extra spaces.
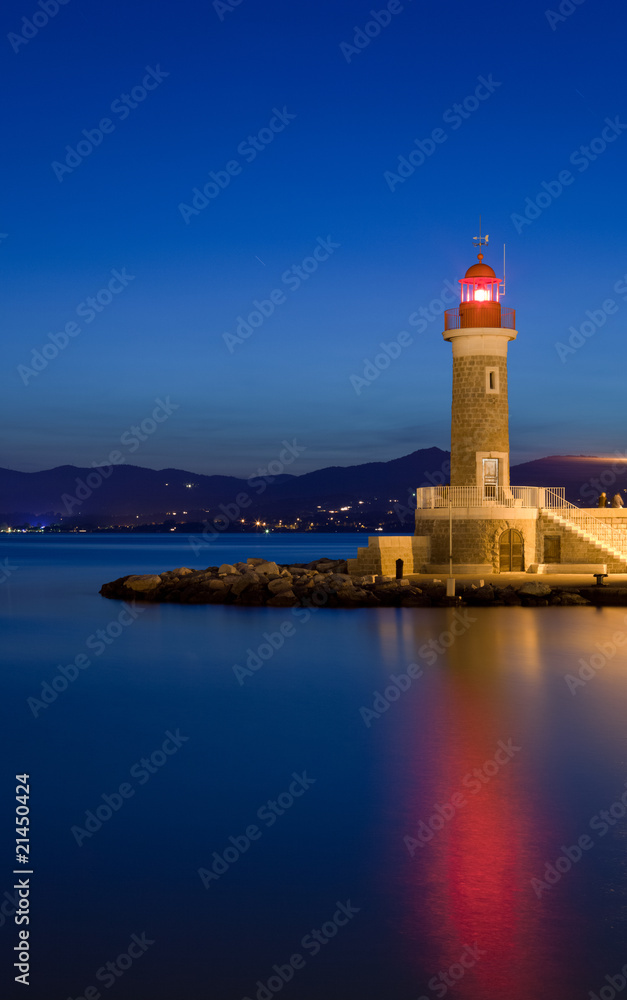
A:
537,515,627,572
420,516,536,571
347,536,431,577
450,354,509,486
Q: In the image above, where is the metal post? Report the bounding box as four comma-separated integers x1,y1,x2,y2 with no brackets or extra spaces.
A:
447,488,455,596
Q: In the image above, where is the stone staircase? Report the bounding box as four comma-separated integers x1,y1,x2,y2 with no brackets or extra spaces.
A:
542,505,627,572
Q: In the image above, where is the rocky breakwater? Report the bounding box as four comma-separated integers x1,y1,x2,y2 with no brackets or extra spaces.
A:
100,558,426,609
97,561,622,608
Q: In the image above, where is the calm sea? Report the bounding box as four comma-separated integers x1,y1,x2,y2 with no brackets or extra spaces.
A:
2,533,627,1000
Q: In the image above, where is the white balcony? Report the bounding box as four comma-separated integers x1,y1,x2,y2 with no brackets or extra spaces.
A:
415,486,566,509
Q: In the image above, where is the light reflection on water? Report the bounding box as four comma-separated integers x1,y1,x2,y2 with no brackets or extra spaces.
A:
2,536,627,999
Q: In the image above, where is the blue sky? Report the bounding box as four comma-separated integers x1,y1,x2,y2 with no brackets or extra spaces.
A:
2,0,627,475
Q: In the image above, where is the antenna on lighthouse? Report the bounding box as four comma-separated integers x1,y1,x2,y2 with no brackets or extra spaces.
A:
502,243,506,297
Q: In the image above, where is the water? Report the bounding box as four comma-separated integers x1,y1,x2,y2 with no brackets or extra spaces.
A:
2,534,627,999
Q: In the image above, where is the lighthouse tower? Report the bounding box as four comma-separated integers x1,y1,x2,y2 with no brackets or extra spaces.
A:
445,252,517,496
348,238,627,577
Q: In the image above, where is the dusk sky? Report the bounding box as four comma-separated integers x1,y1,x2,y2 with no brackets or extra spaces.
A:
2,0,627,476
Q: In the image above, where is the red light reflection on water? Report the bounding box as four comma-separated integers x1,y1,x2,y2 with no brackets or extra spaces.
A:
389,615,582,999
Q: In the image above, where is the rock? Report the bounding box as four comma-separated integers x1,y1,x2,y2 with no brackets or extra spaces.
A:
267,590,297,607
171,567,193,576
518,582,551,597
559,592,591,605
235,585,266,606
218,563,237,576
209,579,227,590
256,561,280,577
125,574,162,591
471,585,495,602
232,575,257,596
268,578,294,594
247,558,266,566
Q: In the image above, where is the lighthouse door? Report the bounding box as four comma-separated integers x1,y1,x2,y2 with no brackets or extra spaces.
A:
499,529,524,572
482,458,499,500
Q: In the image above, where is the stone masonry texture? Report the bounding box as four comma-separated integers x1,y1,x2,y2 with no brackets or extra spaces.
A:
450,354,509,486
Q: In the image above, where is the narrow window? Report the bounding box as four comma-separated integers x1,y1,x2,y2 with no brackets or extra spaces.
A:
486,367,499,394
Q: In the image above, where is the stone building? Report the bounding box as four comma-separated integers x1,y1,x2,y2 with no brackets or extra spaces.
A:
349,247,627,577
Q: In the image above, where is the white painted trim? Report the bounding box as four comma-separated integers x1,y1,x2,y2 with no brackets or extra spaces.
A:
443,327,517,357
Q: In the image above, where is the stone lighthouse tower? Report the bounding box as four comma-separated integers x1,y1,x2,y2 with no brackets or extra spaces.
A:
348,239,627,577
446,253,517,496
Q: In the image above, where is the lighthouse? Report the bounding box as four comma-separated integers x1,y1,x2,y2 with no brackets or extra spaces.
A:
348,236,627,579
445,252,517,496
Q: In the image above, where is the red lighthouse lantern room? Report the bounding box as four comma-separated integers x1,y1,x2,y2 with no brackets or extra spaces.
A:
458,253,502,328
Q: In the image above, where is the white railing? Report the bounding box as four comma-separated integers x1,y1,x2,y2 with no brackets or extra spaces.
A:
415,486,565,509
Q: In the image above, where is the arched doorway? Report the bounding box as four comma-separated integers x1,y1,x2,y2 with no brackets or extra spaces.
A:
499,529,524,572
396,558,404,579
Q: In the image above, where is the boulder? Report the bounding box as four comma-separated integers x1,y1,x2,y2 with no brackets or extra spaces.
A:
267,589,297,607
218,563,237,576
518,582,551,597
209,579,228,590
470,585,495,602
558,592,591,605
256,561,280,577
125,574,162,591
232,575,257,596
268,578,294,594
247,557,266,566
171,567,193,576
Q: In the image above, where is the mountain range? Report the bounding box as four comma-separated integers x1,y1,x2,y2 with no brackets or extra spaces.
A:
0,449,620,527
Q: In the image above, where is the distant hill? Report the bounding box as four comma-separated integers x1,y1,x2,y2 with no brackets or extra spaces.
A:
0,449,620,525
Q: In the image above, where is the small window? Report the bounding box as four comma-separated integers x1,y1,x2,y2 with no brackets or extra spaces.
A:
486,367,499,394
